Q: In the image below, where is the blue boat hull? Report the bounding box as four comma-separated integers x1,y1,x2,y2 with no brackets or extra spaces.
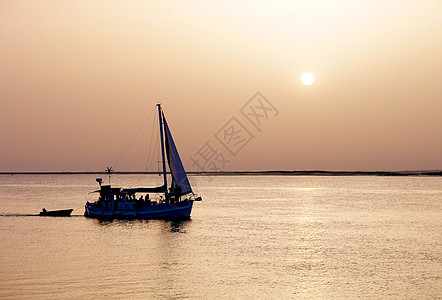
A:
84,200,194,220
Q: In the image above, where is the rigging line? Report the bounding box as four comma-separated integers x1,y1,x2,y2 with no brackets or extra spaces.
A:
112,106,156,170
144,110,159,172
156,121,161,175
131,110,159,189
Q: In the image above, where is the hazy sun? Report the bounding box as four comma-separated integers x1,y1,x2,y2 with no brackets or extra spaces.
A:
301,72,315,85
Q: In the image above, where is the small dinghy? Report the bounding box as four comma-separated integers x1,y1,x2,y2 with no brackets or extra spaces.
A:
39,208,73,217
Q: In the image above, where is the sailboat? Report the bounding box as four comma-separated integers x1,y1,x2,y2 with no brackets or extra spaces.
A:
84,104,201,219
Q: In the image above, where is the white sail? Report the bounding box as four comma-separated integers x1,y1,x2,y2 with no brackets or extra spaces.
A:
163,114,192,195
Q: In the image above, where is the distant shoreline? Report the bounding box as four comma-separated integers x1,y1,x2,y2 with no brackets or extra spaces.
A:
1,170,441,176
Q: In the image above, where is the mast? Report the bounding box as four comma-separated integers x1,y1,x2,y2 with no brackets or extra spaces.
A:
156,103,167,191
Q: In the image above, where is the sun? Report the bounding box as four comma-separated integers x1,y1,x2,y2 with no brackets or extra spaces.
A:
301,72,315,85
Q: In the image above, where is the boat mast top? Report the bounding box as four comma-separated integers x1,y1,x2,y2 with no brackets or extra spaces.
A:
156,103,168,191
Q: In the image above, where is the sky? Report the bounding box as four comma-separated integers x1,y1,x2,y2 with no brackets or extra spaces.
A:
1,0,441,172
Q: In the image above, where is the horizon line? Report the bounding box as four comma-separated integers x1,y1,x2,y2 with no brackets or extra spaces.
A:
0,170,441,176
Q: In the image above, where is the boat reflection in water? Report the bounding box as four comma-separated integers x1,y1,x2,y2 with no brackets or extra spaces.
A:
94,218,191,233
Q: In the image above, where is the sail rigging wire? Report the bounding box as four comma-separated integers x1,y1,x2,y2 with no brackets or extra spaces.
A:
130,111,161,188
144,110,160,172
156,121,160,175
112,106,156,170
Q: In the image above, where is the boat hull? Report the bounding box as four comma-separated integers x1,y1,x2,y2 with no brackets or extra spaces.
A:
84,200,194,220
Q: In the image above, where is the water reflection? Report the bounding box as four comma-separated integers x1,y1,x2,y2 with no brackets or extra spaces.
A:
93,218,191,233
95,218,148,228
167,219,191,233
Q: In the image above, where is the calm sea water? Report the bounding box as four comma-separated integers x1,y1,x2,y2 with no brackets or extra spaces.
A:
0,174,441,299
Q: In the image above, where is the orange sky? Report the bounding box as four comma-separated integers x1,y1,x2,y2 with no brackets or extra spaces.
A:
1,0,441,172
